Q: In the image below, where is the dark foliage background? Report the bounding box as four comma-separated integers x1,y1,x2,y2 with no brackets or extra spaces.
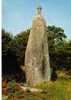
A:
2,26,71,81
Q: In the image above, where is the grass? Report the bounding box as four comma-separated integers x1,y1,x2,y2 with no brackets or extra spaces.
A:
34,79,71,100
2,71,71,100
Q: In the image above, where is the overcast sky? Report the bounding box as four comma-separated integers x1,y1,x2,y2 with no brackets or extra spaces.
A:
2,0,71,39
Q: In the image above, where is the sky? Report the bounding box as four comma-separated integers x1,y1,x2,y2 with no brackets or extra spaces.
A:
2,0,71,39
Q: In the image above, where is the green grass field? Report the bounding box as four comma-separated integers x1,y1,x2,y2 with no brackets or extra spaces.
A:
2,71,71,100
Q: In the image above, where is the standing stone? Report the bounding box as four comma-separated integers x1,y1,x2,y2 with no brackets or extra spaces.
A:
25,7,51,86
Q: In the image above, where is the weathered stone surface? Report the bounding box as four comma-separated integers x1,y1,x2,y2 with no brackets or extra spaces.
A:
25,7,51,86
20,86,43,93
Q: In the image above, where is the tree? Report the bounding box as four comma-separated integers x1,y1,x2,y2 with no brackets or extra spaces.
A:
2,29,13,55
61,40,71,70
2,29,26,82
2,29,20,76
2,25,70,77
13,29,30,65
12,26,67,69
47,25,66,53
46,26,66,69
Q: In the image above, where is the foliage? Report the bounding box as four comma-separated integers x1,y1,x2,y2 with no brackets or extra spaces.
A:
2,29,25,82
2,25,71,77
47,25,66,53
8,80,16,89
47,26,67,69
13,29,30,65
2,29,13,55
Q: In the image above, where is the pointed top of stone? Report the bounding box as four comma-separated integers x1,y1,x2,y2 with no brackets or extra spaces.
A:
32,5,46,28
34,6,43,20
37,6,42,15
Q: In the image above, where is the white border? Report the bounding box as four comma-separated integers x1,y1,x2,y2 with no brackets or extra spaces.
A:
0,0,2,99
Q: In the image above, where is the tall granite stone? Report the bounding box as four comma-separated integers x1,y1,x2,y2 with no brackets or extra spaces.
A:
25,7,51,86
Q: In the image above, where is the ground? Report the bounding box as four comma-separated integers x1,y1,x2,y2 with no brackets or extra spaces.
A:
2,71,71,100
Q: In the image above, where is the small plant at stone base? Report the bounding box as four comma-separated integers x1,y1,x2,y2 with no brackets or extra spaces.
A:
2,95,8,100
7,80,16,98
